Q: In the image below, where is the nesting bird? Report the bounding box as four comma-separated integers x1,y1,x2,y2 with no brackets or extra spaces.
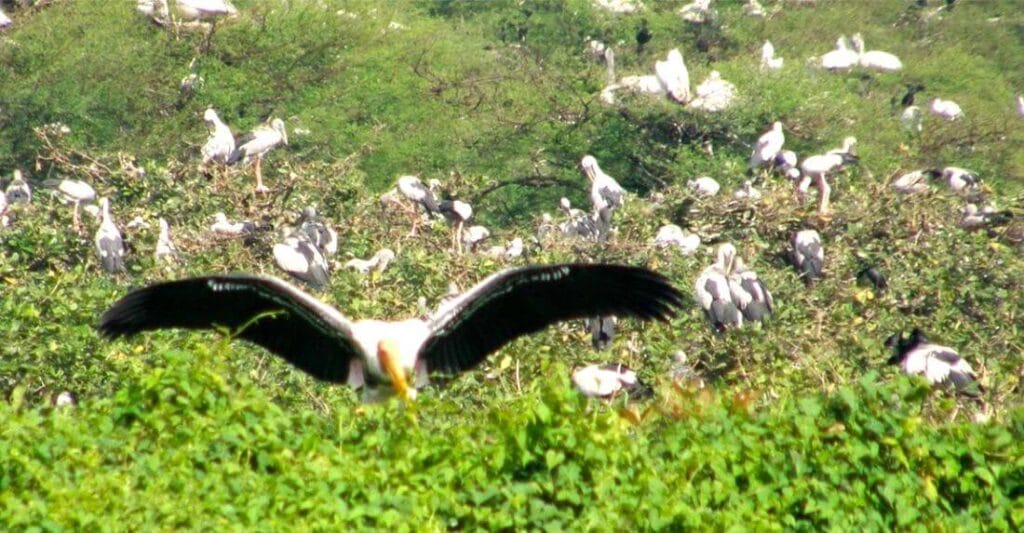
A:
5,170,31,205
95,198,126,274
886,329,979,393
734,181,761,200
728,249,774,324
679,0,715,25
297,206,338,257
344,249,396,275
210,212,256,236
790,230,823,284
654,48,691,104
572,363,647,400
228,117,288,194
652,224,700,255
850,33,902,72
694,244,743,331
749,122,785,172
891,169,941,194
154,218,179,263
687,176,720,197
930,98,963,120
462,225,491,252
688,71,736,112
99,264,683,402
273,233,330,290
760,41,784,71
580,155,624,236
201,108,235,166
558,197,600,240
820,36,858,71
940,167,980,192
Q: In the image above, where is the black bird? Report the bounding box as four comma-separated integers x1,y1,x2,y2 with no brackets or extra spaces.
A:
900,83,925,108
857,266,888,292
587,315,616,350
98,264,683,402
636,19,651,53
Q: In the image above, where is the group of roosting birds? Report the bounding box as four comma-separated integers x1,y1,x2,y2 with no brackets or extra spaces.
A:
2,0,1007,408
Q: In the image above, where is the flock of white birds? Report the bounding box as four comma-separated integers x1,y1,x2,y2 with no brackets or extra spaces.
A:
1,0,1019,403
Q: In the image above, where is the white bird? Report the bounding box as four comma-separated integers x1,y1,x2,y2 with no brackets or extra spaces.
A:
395,175,441,234
734,180,761,200
901,105,923,133
688,71,736,112
95,198,126,274
773,150,802,181
297,206,338,257
820,36,858,71
210,212,255,236
581,155,625,232
462,225,491,252
850,33,902,72
0,189,7,222
679,0,715,25
749,121,785,171
600,74,665,105
558,198,600,240
687,176,720,197
959,203,1012,231
228,117,288,194
760,41,783,71
5,170,31,205
727,253,773,324
941,167,980,191
201,108,235,165
827,136,857,156
439,199,473,254
273,234,330,290
790,230,823,284
174,0,238,22
591,0,641,14
930,98,963,120
886,329,979,392
345,249,397,275
154,218,179,263
572,363,646,399
654,48,691,104
891,169,941,194
799,147,858,216
126,216,151,231
503,238,524,260
652,224,700,255
99,264,683,402
137,0,170,23
695,244,743,331
46,178,96,228
1017,95,1024,118
743,0,766,18
0,8,12,30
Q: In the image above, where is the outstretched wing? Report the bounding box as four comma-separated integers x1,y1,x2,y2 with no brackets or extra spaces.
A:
420,264,682,374
98,274,361,382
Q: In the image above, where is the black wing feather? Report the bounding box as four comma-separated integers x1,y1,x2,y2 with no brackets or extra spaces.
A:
98,275,359,383
420,264,683,374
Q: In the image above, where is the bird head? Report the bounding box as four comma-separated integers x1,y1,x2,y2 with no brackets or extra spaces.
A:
271,118,288,145
580,155,598,181
717,243,737,272
203,108,218,123
377,338,412,401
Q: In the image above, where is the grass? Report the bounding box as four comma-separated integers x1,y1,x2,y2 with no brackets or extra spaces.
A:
1,0,1023,528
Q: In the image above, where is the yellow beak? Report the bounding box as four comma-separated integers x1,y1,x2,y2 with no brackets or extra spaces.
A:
378,340,411,401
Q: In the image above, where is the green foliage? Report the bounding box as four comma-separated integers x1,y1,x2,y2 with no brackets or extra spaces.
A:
1,0,1023,529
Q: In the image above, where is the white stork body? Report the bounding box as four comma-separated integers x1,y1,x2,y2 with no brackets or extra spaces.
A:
210,212,255,236
688,71,736,112
760,41,783,71
462,225,491,252
655,49,691,104
901,105,923,133
95,198,126,274
48,178,96,228
5,170,31,205
891,169,941,194
154,218,179,263
229,118,288,193
799,148,858,215
734,181,761,200
791,230,823,284
941,167,980,192
695,244,743,331
581,155,625,231
0,8,12,30
850,34,902,72
345,249,397,275
652,224,700,255
174,0,238,22
273,234,330,290
886,330,978,392
201,108,235,165
99,264,683,402
439,199,473,254
572,363,643,399
728,256,773,324
1017,95,1024,117
930,98,963,120
687,176,720,197
774,150,801,181
679,0,714,25
820,36,858,71
749,122,785,171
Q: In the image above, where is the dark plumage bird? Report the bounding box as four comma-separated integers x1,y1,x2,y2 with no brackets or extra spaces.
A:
587,315,616,350
98,264,683,402
635,19,652,53
886,329,979,394
273,234,330,290
695,244,743,331
857,266,888,292
297,206,338,257
94,198,125,274
900,83,925,108
791,229,824,284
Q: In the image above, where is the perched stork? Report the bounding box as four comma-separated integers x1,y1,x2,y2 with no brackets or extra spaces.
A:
572,363,647,400
439,198,473,254
201,108,235,166
941,167,980,192
210,212,255,236
344,249,396,275
930,98,963,120
587,316,617,350
395,175,440,234
273,234,330,290
154,218,179,263
654,48,690,104
98,264,683,402
886,329,979,393
695,244,743,331
45,178,96,229
688,71,736,112
850,33,902,72
749,122,785,172
728,251,774,324
228,117,288,194
760,41,783,71
799,145,859,216
95,198,126,274
558,198,600,240
960,203,1013,231
652,224,700,255
891,169,941,194
5,170,31,205
297,206,338,257
581,155,624,233
820,36,858,71
687,176,720,197
790,230,823,284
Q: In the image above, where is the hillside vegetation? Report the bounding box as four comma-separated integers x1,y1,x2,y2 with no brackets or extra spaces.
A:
1,0,1023,528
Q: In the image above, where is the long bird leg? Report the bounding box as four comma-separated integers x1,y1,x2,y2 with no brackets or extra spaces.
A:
816,175,832,216
72,202,81,232
254,157,270,194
